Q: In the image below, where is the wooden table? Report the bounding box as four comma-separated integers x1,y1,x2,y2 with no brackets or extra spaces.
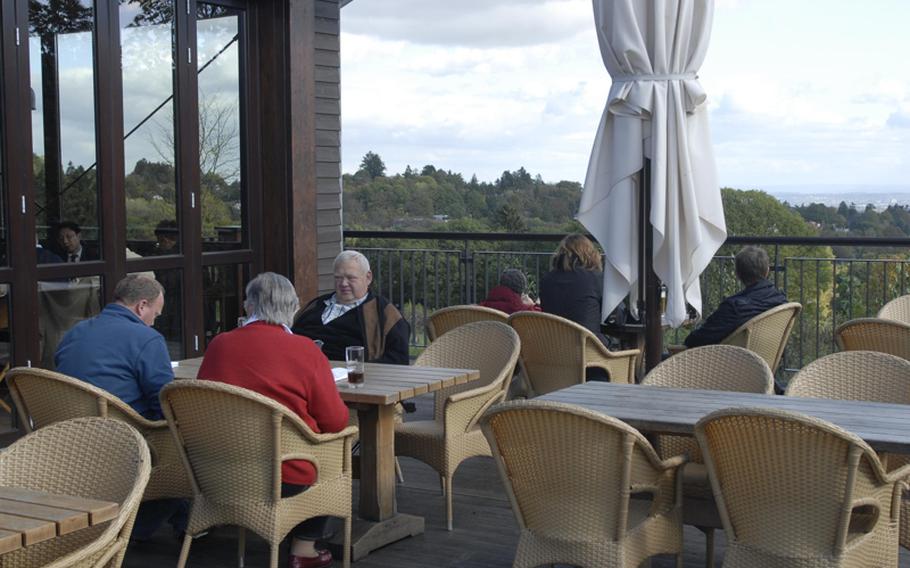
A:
0,487,118,555
540,382,910,453
173,358,480,560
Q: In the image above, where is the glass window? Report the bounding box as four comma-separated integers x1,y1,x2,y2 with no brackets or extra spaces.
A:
38,276,103,369
151,268,183,360
0,287,10,369
204,263,247,345
197,4,244,252
29,0,101,264
0,5,6,268
120,0,179,258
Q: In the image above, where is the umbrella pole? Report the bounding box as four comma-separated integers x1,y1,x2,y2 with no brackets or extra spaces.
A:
639,158,663,372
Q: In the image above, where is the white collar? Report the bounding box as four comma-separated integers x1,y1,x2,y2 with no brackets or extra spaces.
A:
242,315,292,334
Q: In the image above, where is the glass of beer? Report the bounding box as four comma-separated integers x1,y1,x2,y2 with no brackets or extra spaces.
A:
345,346,365,388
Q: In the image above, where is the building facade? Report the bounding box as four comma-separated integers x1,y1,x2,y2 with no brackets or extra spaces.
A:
0,0,343,366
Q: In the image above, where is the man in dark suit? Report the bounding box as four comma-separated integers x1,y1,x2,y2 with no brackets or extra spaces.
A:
55,221,98,262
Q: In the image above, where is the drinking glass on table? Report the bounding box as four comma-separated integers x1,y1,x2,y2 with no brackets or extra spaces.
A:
345,346,365,388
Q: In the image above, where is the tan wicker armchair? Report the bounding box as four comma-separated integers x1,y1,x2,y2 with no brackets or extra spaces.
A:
507,311,639,396
696,407,910,568
719,301,802,373
395,321,520,530
481,400,685,568
6,367,191,502
642,345,773,567
878,294,910,324
835,317,910,360
160,381,358,568
426,304,509,341
0,417,150,568
785,350,910,551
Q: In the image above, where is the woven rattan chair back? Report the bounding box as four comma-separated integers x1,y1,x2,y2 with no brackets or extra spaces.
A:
835,317,910,361
427,305,509,341
696,408,901,567
508,311,639,396
481,400,684,568
160,380,356,568
643,345,773,462
878,294,910,324
6,367,191,501
415,320,520,419
0,417,150,568
786,350,910,402
720,302,801,373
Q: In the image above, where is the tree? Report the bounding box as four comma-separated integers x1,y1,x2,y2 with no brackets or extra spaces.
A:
359,152,386,179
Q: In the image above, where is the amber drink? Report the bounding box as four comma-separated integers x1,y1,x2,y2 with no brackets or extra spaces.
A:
345,346,365,388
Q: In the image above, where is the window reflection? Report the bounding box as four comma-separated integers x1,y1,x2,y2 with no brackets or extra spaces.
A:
198,4,244,251
29,0,101,263
204,264,247,345
120,0,179,257
152,268,183,359
38,276,102,370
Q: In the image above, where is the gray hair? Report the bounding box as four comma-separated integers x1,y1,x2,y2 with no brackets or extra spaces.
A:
334,250,371,274
735,246,770,286
243,272,300,327
499,268,527,294
114,275,164,305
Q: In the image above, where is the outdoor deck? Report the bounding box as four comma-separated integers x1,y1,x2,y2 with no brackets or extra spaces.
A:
2,398,909,567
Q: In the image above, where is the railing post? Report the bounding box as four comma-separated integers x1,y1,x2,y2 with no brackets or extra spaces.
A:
461,240,475,304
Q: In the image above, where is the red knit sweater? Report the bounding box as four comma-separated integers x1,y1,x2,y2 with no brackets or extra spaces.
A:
197,322,350,486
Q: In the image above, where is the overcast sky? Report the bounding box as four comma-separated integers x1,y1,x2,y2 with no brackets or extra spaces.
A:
340,0,910,192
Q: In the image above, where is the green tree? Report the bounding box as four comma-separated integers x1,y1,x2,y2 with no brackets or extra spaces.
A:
359,152,386,179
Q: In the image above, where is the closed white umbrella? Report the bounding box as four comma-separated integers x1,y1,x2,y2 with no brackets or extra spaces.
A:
577,0,726,330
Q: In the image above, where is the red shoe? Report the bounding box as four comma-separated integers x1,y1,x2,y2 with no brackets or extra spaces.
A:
289,549,332,568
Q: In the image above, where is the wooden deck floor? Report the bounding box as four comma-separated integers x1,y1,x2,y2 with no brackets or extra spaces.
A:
118,394,910,567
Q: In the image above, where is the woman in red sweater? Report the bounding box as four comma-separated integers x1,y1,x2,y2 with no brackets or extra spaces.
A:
479,268,541,315
198,272,348,568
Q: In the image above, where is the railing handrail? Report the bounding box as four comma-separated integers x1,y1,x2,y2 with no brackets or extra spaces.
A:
345,230,910,248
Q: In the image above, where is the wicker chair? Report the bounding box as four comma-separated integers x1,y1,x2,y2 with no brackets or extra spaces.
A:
0,417,150,568
785,350,910,552
835,317,910,361
481,400,684,568
395,321,520,530
160,380,358,568
719,302,802,373
507,311,639,396
6,367,192,502
696,408,910,567
642,345,773,568
878,294,910,324
426,305,509,341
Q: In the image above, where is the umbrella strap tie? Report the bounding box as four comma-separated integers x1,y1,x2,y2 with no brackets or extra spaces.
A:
613,72,697,82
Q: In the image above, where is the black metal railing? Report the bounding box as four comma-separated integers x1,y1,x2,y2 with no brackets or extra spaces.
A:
344,231,910,377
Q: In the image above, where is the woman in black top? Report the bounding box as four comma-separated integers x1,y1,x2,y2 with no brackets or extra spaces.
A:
539,233,617,349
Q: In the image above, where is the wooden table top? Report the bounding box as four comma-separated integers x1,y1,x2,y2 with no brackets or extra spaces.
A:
173,357,480,406
0,487,119,555
541,382,910,454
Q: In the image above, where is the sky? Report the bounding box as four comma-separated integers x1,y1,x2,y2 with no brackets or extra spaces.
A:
339,0,910,192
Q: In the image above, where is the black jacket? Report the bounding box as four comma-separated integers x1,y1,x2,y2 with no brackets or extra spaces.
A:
539,268,614,347
684,279,787,348
292,291,410,365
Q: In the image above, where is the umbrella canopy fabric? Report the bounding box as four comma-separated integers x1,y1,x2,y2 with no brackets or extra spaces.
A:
577,0,726,328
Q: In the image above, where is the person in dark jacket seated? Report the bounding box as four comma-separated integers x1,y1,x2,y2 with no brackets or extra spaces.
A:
684,245,787,348
539,233,620,349
479,268,541,315
292,250,409,365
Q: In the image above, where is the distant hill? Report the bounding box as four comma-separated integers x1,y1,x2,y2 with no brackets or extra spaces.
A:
763,185,910,210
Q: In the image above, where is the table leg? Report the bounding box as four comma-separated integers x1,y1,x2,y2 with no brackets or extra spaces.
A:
332,403,423,560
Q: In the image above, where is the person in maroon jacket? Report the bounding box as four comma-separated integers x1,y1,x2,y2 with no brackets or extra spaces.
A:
479,268,541,314
198,272,348,568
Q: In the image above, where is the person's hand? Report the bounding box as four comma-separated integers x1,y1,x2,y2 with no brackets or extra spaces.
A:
521,293,534,306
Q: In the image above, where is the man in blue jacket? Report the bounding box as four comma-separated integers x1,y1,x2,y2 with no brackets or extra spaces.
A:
684,246,787,348
56,274,172,419
55,274,185,540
